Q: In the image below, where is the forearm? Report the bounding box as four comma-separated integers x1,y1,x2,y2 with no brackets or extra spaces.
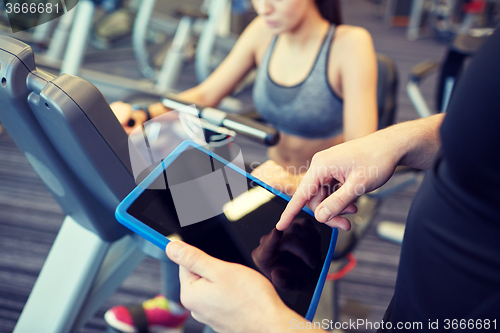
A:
387,113,445,169
177,86,219,107
145,86,216,119
343,102,378,142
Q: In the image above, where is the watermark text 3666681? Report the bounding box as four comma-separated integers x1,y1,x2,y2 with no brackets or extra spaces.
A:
3,0,79,33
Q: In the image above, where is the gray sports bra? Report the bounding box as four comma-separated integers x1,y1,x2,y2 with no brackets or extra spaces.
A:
252,25,343,139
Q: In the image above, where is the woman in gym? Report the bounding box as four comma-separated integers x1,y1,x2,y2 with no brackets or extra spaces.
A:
112,0,378,196
107,0,378,331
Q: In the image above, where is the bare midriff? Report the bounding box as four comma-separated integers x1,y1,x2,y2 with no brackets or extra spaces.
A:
267,132,344,173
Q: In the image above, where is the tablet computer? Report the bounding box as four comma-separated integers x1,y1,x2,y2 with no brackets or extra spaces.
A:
116,141,338,320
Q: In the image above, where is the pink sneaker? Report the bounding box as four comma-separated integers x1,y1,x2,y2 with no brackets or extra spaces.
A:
104,295,189,333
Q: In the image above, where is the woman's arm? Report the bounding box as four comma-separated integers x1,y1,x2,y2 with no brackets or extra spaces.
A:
150,18,271,108
334,26,378,141
178,18,269,107
113,18,271,130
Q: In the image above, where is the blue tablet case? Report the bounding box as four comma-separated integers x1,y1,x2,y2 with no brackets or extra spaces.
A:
116,141,338,320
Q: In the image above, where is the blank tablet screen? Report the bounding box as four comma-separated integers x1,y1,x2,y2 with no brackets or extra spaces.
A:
127,146,333,316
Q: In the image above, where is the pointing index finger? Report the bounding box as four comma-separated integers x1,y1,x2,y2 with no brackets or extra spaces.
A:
276,171,320,231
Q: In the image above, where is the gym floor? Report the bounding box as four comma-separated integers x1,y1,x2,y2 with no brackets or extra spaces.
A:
0,0,447,332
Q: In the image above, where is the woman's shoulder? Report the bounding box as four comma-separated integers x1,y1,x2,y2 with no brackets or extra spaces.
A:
330,25,375,69
326,24,377,92
334,24,372,46
333,25,374,50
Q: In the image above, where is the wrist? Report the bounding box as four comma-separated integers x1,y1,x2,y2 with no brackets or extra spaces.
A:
365,124,409,169
262,305,293,333
149,102,170,118
260,302,319,333
143,107,151,121
131,104,151,121
391,114,444,169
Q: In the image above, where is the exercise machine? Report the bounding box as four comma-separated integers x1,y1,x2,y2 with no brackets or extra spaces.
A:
406,0,499,41
23,0,240,100
0,35,276,332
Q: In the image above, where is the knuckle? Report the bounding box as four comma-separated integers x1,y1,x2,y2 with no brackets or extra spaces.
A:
183,250,200,271
329,195,346,213
310,153,321,166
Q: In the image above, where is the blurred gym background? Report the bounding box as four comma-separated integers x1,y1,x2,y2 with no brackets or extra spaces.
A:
0,0,498,332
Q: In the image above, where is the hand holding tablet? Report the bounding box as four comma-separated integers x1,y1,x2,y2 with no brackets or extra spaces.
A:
115,141,338,319
166,240,297,333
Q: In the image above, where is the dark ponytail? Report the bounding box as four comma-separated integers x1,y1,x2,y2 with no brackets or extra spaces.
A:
316,0,343,25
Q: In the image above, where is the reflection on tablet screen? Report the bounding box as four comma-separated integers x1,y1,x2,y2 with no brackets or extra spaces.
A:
127,146,333,316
